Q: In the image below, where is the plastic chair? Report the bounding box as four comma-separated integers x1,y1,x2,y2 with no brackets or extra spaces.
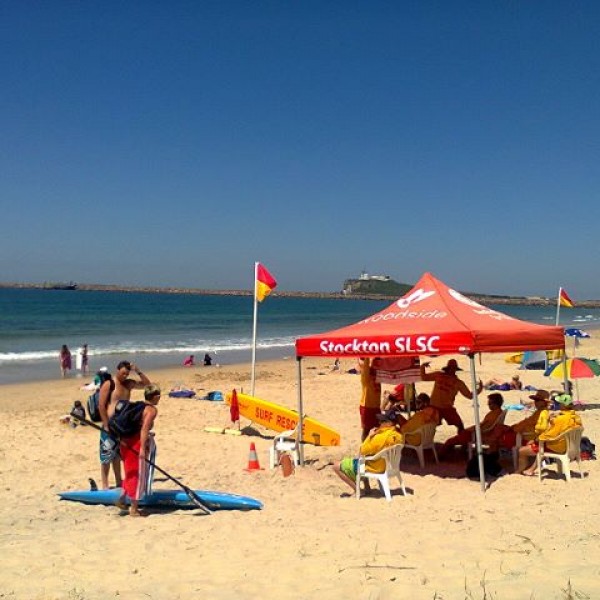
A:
468,410,507,460
269,427,300,469
511,431,535,472
403,423,438,468
355,444,406,502
537,427,584,482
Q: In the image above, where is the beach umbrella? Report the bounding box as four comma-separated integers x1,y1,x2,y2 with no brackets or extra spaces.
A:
564,328,591,353
545,357,600,379
564,328,591,339
230,388,240,428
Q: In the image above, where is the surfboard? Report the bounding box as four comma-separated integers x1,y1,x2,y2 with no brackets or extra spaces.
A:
226,392,340,446
505,349,565,364
58,488,263,511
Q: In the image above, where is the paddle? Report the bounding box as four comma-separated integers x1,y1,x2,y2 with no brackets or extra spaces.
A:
72,413,213,515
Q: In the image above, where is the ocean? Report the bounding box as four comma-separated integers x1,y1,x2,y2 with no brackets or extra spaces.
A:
1,288,599,384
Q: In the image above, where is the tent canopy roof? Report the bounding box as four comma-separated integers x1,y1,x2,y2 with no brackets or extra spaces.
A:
295,272,565,358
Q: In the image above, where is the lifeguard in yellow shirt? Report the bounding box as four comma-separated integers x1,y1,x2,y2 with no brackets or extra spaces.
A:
334,410,403,493
517,394,582,476
396,393,440,446
511,389,551,442
358,357,382,441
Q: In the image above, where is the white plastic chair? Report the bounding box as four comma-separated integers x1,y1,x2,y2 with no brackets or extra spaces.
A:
269,427,300,469
511,431,535,472
537,427,584,482
468,410,507,460
403,423,438,468
355,444,406,502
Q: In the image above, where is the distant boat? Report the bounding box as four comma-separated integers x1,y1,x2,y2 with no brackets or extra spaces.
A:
43,281,77,290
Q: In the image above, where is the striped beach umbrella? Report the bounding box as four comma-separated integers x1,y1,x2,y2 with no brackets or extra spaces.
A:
545,357,600,379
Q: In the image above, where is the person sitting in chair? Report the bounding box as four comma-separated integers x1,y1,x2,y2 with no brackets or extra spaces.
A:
511,390,550,440
395,393,439,446
333,410,402,493
517,393,582,476
439,393,505,458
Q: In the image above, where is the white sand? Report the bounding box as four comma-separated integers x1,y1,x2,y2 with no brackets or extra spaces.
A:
1,340,599,599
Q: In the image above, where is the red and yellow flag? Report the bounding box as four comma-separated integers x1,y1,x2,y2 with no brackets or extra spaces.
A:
559,288,574,308
256,263,277,302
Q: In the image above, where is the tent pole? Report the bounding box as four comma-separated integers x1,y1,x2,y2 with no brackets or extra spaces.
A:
296,356,305,466
469,354,486,492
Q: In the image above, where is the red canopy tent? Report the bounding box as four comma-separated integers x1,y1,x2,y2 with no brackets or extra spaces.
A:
294,272,565,490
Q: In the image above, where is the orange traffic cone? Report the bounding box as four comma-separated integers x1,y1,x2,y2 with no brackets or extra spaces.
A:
245,442,263,472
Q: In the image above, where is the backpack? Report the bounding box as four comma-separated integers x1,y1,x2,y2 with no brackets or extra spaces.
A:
108,400,147,438
87,372,114,422
466,452,503,479
580,436,596,460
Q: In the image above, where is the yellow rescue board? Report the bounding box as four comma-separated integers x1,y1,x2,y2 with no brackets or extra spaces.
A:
505,349,565,364
225,392,340,447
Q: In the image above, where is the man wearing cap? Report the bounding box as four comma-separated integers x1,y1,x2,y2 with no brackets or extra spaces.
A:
511,390,551,441
517,393,582,476
333,410,402,493
420,359,483,432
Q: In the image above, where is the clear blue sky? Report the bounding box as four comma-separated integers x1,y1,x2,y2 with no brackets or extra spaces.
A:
2,2,599,298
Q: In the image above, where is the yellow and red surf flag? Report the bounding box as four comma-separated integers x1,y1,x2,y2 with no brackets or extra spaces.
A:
256,263,277,302
559,287,574,308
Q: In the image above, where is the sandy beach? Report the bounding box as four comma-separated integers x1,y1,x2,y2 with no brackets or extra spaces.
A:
1,339,599,599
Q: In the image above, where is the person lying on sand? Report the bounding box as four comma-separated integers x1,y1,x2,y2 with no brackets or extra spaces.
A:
484,374,523,391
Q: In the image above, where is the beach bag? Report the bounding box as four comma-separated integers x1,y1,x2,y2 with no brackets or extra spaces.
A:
206,391,223,402
108,400,146,438
580,436,596,460
497,425,517,449
466,452,503,479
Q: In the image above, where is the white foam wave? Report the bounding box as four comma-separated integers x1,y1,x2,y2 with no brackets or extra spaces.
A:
0,338,296,363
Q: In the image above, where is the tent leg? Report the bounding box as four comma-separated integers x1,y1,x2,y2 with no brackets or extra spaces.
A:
469,354,486,492
296,356,305,466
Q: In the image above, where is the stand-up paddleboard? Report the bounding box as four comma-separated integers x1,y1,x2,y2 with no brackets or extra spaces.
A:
58,489,263,511
225,392,340,446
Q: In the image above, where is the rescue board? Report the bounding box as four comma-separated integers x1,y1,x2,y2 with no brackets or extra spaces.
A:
226,392,340,446
58,488,262,511
505,349,565,364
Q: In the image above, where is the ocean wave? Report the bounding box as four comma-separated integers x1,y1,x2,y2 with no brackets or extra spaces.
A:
0,338,296,363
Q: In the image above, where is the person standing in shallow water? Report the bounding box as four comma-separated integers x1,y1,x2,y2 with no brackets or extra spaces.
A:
59,345,72,378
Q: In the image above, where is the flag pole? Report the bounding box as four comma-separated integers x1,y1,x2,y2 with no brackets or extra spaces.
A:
555,287,562,326
251,261,259,396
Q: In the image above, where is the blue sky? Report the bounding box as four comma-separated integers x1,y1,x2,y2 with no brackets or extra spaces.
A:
2,2,599,298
